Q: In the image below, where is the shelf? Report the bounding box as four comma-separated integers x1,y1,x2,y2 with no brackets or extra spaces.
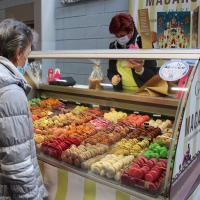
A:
38,84,179,117
29,49,200,59
37,152,164,200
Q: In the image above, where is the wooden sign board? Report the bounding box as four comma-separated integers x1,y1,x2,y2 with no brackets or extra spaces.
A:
138,8,152,49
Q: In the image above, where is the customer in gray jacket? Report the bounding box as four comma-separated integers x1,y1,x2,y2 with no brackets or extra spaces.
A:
0,19,47,199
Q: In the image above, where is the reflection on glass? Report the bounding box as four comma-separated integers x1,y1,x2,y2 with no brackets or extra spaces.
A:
27,61,42,84
105,59,197,99
29,56,199,101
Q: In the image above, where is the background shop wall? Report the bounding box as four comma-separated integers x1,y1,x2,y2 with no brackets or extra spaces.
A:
0,0,33,21
54,0,129,85
0,0,129,85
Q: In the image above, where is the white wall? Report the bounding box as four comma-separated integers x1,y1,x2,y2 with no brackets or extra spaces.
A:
41,0,56,50
40,0,56,82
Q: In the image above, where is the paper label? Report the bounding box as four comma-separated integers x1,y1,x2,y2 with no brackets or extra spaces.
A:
159,61,189,81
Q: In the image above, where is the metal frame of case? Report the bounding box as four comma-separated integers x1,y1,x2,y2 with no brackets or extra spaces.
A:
29,49,200,200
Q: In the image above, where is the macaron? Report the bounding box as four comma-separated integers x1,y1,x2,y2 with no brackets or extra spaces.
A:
145,173,154,182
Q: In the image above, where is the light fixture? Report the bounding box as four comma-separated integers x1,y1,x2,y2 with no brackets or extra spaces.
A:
171,87,189,92
61,0,83,5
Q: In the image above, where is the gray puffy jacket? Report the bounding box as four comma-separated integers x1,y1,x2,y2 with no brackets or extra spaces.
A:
0,57,47,200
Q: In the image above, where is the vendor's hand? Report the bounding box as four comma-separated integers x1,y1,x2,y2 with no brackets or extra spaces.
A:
111,75,121,86
128,59,144,72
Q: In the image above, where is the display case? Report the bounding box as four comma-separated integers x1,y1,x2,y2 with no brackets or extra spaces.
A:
28,49,200,200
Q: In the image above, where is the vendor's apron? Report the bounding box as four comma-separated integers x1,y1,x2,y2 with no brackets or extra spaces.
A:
117,60,139,91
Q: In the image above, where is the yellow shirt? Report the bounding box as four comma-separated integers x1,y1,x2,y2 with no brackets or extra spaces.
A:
117,60,139,91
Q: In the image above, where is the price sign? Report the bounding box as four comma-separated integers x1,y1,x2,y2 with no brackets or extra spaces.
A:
159,61,189,81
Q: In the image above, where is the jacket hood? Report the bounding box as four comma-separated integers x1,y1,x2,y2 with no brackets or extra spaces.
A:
0,56,31,95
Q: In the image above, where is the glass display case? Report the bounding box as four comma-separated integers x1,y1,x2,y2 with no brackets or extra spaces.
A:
27,49,200,200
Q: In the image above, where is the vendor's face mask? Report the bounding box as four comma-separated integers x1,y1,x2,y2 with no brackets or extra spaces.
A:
117,35,130,46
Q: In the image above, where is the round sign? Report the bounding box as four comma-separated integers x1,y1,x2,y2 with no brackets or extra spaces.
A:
159,61,189,82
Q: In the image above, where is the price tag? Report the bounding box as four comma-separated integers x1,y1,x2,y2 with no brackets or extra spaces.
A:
159,61,189,81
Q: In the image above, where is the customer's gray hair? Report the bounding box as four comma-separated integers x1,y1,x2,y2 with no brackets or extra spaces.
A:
0,18,33,61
